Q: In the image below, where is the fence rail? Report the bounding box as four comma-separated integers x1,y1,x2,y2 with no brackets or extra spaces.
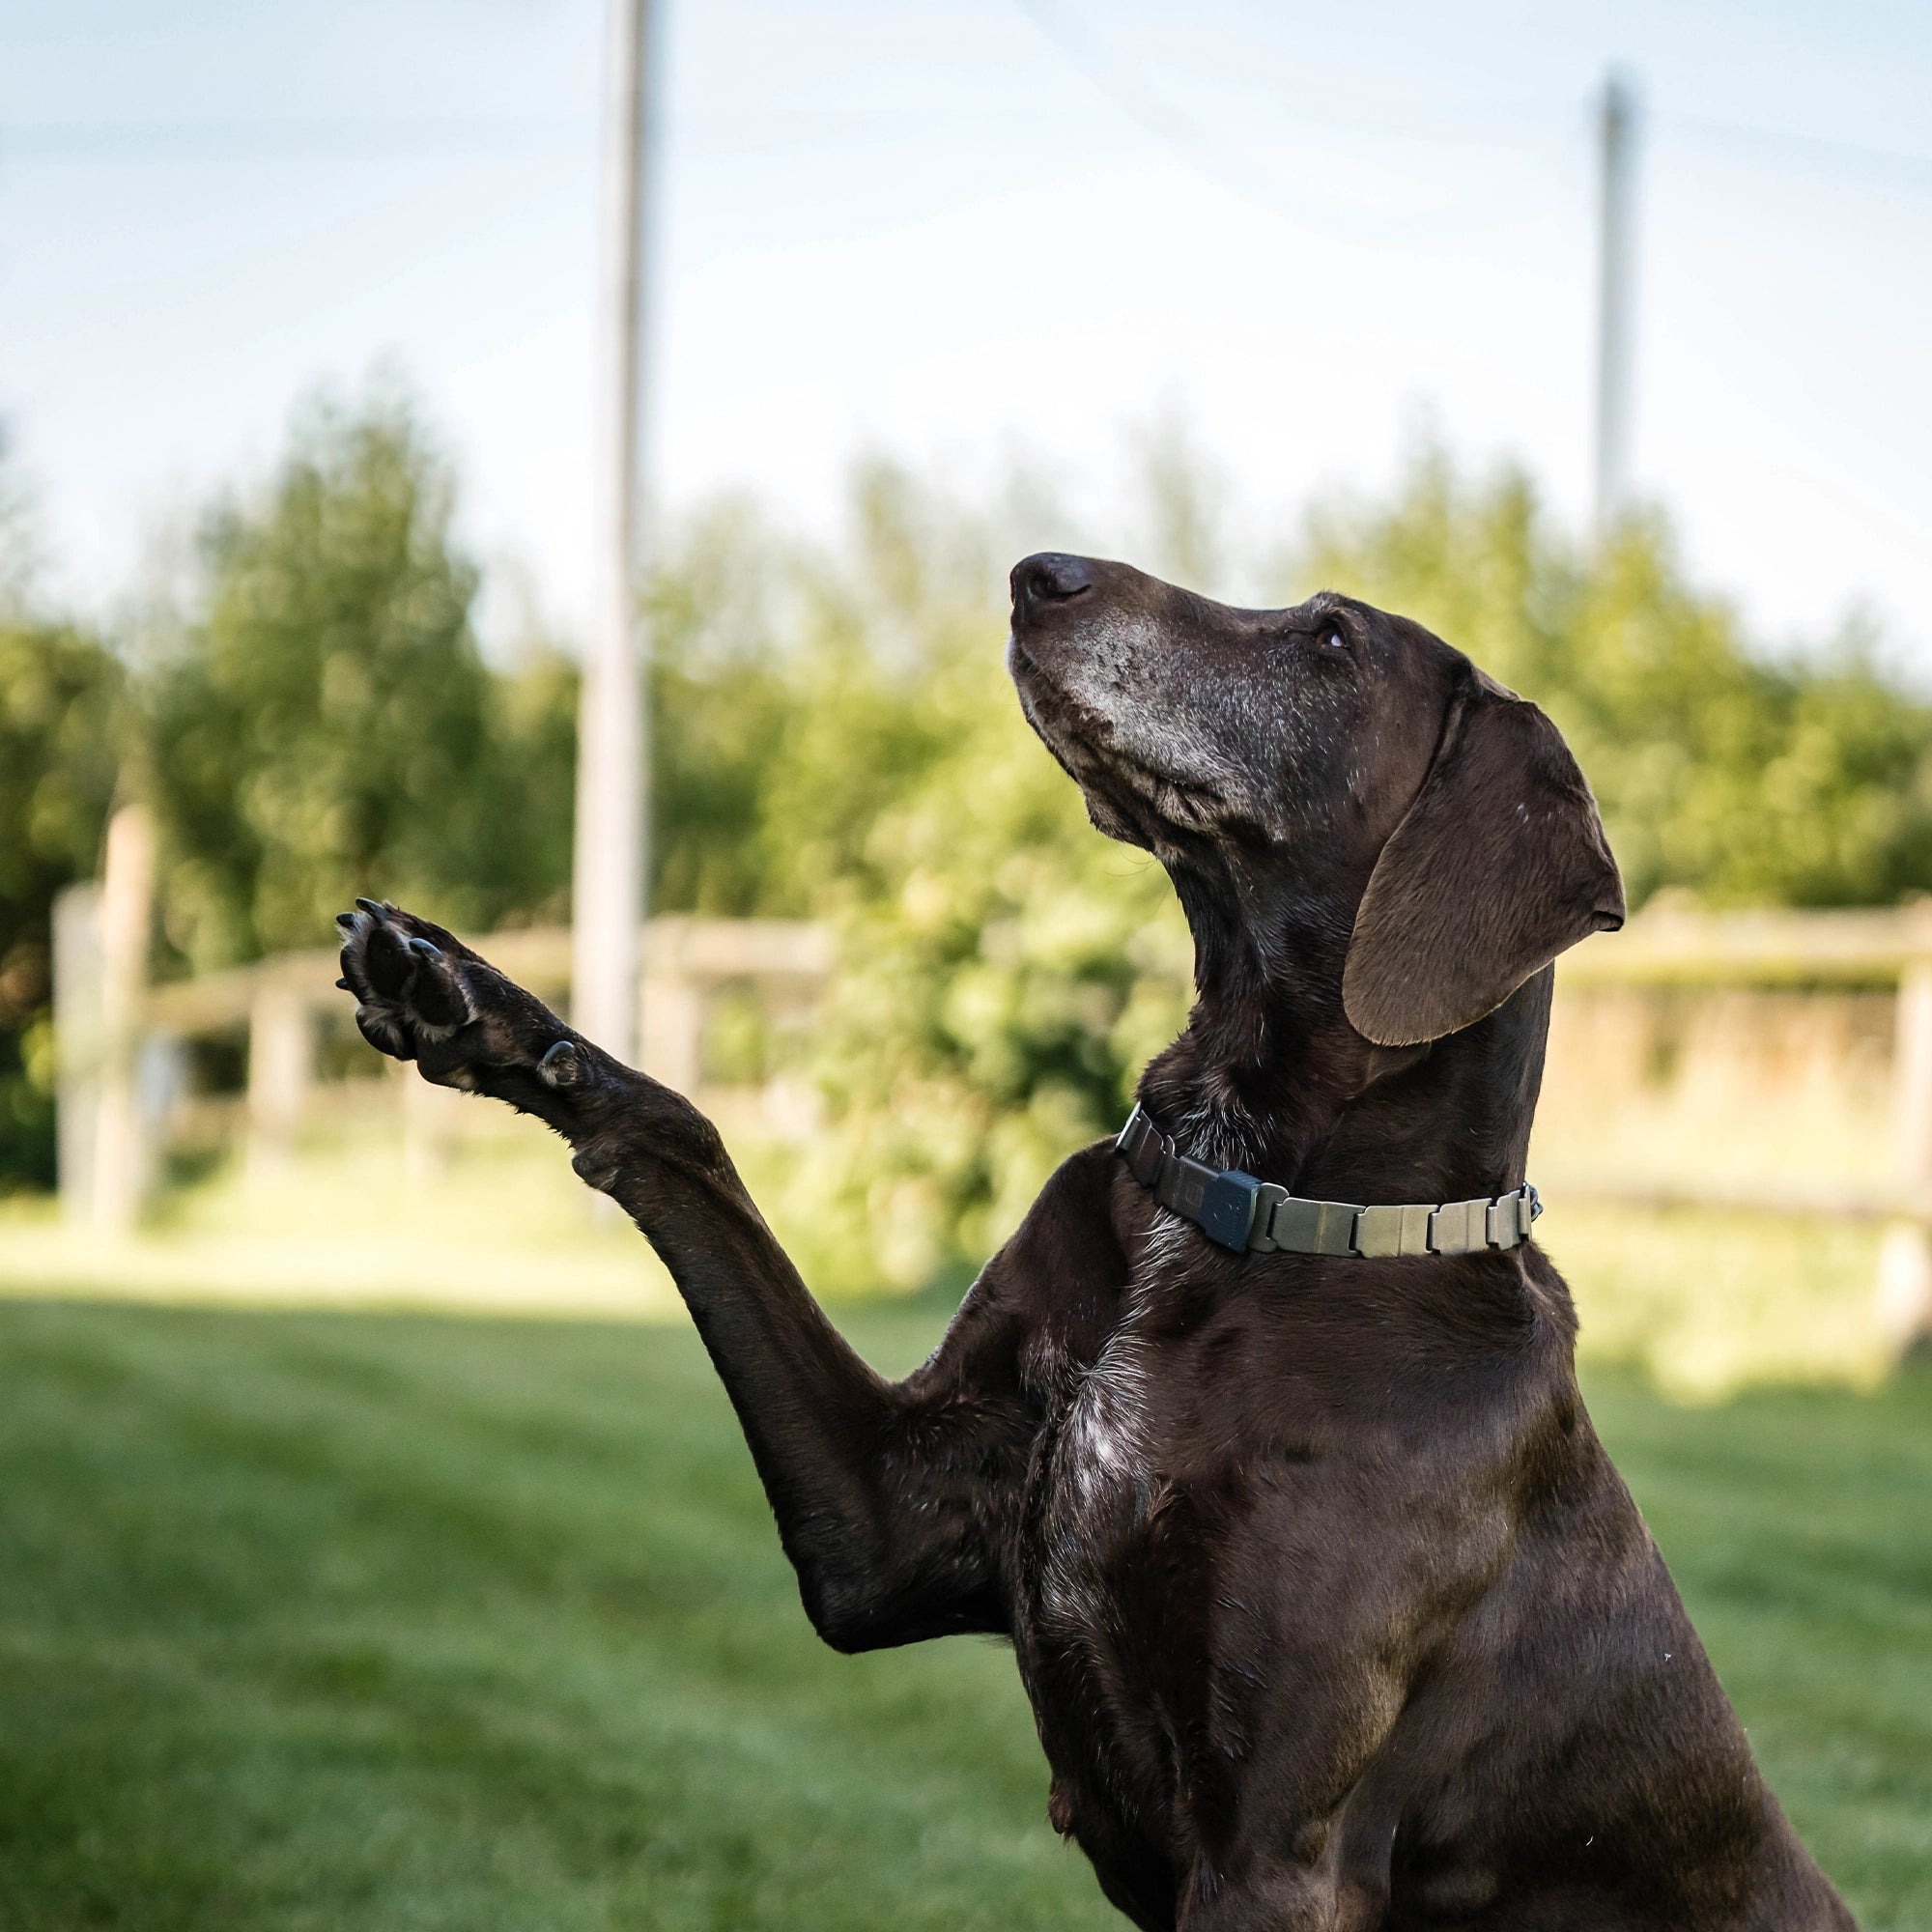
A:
43,817,1932,1348
1559,901,1932,988
52,821,836,1233
1547,900,1932,1347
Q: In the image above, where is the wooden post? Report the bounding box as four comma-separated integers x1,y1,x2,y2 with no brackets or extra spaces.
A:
402,1063,466,1183
91,804,156,1235
1878,957,1932,1349
1593,71,1640,533
246,981,312,1170
640,963,705,1097
51,883,102,1227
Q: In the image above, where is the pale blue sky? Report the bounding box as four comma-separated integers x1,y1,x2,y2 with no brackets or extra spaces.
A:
4,0,1929,658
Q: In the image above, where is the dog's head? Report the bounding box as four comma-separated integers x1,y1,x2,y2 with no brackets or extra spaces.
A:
1007,552,1624,1047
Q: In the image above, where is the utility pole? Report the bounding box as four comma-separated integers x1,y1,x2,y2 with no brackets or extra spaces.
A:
1593,70,1638,534
572,0,656,1065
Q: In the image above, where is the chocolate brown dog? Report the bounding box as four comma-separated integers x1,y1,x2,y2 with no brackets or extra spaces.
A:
337,554,1855,1930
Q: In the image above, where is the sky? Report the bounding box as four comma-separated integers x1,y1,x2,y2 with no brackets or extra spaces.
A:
4,0,1930,663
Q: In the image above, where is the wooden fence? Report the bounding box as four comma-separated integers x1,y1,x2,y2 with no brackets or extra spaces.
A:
51,810,834,1231
1554,899,1932,1208
43,808,1932,1346
1541,900,1932,1347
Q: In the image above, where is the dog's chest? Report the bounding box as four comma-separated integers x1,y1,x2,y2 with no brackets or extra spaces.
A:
1012,1304,1200,1857
1024,1320,1156,1608
1019,1252,1224,1608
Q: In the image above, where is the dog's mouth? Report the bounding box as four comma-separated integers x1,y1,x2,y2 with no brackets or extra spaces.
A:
1007,629,1119,771
1008,632,1233,840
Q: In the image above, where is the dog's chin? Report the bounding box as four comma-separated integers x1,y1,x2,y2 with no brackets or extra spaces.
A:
1009,633,1246,854
1009,641,1100,769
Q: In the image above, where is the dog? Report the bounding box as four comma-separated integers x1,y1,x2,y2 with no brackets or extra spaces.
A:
336,554,1856,1930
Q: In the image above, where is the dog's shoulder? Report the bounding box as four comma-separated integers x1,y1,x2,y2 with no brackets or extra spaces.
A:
997,1139,1128,1313
940,1141,1130,1386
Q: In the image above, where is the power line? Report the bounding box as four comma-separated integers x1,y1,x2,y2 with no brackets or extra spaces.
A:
1670,115,1932,198
1008,0,1514,242
1009,0,1932,212
11,92,1931,204
4,100,1543,167
1009,0,1198,150
0,116,594,164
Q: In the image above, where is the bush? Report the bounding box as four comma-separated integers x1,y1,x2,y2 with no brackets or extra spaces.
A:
16,396,1932,1273
651,450,1932,1287
0,619,123,1190
1297,452,1932,909
145,390,575,974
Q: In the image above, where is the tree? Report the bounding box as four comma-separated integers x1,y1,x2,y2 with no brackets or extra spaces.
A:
639,462,1189,1289
1295,449,1932,910
0,617,123,1189
640,449,1932,1287
145,389,573,973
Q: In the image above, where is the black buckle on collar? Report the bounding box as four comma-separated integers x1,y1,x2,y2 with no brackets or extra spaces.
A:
1198,1169,1264,1251
1116,1106,1263,1252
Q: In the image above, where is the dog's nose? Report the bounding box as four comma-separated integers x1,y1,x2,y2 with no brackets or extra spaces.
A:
1011,553,1094,611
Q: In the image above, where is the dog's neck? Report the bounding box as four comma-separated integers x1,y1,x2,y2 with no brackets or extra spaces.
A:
1138,858,1548,1208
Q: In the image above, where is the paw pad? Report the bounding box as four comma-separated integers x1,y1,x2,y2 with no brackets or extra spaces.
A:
335,899,474,1058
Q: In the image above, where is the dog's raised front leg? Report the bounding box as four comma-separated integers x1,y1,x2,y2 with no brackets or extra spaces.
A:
336,900,1033,1651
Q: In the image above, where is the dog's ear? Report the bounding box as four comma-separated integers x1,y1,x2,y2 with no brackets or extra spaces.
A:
1342,681,1625,1047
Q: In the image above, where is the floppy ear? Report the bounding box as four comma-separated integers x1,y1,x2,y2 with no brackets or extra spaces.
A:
1342,683,1625,1047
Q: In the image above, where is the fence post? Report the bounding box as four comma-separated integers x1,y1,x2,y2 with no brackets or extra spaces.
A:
1878,956,1932,1349
91,804,156,1235
640,969,704,1096
403,1067,465,1182
51,883,102,1226
247,981,313,1170
639,923,705,1096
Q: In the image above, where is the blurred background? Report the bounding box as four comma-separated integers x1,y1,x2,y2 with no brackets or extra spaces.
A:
1,2,1928,1927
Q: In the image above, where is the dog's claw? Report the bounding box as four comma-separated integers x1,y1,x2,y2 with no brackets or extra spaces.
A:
334,899,518,1078
539,1039,586,1089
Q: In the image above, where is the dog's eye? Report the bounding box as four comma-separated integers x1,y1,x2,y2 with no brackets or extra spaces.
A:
1321,625,1348,650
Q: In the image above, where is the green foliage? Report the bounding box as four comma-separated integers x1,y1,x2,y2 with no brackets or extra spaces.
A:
1296,452,1932,909
644,488,960,920
643,467,1188,1289
146,392,573,973
0,618,123,1189
15,392,1932,1255
654,454,1932,1288
645,448,1932,1287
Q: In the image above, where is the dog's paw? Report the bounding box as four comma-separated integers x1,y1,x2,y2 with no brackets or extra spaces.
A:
336,899,586,1098
335,899,477,1066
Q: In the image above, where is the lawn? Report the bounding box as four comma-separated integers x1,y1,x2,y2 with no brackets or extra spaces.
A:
0,1296,1924,1930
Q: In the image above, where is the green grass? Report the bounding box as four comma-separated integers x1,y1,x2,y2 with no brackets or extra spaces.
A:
0,1297,1924,1930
